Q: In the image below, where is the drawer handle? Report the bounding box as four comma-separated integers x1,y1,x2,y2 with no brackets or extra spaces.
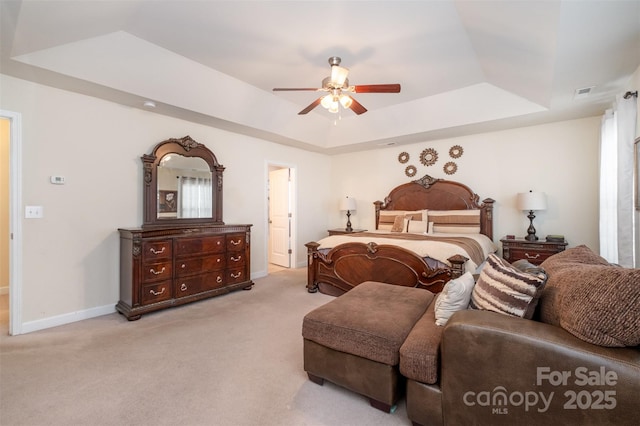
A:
180,283,187,291
216,276,223,283
231,272,242,279
217,258,221,263
181,263,186,268
230,239,241,246
217,241,221,245
150,267,166,275
231,256,242,262
150,247,165,255
150,288,165,296
525,253,541,259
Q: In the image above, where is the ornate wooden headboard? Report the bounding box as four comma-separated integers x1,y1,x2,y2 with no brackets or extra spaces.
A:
373,175,495,240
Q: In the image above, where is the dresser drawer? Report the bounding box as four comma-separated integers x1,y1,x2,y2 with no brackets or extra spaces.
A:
141,280,172,305
506,248,556,264
175,254,226,277
227,267,248,285
142,240,172,261
175,235,226,256
226,233,246,252
227,252,246,268
142,260,173,282
175,272,226,297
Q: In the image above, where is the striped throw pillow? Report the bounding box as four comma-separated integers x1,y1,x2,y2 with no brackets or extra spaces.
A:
379,210,426,231
470,254,548,319
428,209,481,234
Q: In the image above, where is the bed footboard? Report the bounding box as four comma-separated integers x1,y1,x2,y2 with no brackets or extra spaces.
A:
305,241,464,296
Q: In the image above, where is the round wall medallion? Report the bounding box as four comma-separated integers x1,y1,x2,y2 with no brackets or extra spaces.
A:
420,148,438,166
405,165,417,177
449,145,463,159
398,151,409,164
444,161,458,175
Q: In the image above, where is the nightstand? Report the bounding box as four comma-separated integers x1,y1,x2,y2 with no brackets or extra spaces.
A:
328,228,367,236
501,237,568,265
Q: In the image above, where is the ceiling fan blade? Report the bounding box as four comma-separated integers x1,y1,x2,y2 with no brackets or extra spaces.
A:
351,84,401,93
273,88,322,91
298,98,323,115
348,97,368,115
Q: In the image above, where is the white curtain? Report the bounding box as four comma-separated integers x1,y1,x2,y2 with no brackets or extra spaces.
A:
599,94,637,267
179,176,212,218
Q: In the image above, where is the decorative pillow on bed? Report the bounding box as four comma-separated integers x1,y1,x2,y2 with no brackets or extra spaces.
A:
469,254,548,319
379,210,426,231
391,215,408,232
428,209,481,234
407,220,429,234
434,272,475,326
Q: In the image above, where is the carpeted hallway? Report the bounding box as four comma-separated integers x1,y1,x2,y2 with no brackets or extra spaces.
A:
0,268,411,426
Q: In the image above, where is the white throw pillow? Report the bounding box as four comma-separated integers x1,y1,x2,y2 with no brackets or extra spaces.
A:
434,272,476,326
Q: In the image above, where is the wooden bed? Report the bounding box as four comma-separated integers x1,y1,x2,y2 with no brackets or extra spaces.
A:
305,175,495,296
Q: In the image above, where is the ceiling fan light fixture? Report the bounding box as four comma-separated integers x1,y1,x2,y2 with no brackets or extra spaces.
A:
320,94,333,109
331,65,349,87
328,101,340,114
339,94,353,108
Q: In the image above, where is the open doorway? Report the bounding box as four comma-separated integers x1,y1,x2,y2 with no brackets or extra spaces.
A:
1,110,22,335
267,164,296,274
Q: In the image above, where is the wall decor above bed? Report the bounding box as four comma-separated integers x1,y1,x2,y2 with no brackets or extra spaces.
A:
444,161,457,175
420,148,438,166
305,174,496,296
405,165,417,177
449,145,464,158
398,151,409,164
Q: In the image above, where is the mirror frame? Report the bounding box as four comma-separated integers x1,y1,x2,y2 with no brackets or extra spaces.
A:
142,135,224,228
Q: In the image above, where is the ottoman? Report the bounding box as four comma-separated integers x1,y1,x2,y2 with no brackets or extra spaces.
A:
302,281,435,412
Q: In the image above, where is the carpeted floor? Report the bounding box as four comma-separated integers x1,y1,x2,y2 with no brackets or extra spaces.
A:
0,268,412,426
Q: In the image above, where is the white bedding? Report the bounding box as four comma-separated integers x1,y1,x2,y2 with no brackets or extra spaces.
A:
316,231,497,273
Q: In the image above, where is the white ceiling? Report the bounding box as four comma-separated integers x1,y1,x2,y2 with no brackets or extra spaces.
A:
1,0,639,154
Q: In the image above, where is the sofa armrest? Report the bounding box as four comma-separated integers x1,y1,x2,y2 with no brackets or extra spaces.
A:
440,310,640,426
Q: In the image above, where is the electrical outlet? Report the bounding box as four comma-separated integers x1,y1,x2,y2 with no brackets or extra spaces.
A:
25,206,43,218
50,176,65,184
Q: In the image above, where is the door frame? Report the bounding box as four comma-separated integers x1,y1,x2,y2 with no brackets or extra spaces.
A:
265,161,296,272
1,109,22,335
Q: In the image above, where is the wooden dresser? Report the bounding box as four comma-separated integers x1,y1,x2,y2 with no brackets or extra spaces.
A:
117,224,253,320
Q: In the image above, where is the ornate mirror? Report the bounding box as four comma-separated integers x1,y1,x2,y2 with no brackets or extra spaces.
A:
142,136,224,227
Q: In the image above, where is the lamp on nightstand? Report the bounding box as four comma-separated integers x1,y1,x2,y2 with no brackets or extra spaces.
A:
516,190,547,241
340,197,357,232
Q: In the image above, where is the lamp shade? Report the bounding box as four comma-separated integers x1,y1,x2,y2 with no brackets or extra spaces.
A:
340,197,357,211
516,191,547,211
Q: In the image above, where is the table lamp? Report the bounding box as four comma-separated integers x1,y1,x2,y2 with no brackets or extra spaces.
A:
516,190,547,241
339,197,357,232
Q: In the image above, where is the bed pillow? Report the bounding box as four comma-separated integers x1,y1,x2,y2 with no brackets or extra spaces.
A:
434,272,475,326
407,220,429,234
469,254,548,319
391,215,408,232
378,210,426,230
428,209,481,234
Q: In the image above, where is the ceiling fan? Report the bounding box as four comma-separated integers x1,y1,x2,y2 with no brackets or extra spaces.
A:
273,56,401,115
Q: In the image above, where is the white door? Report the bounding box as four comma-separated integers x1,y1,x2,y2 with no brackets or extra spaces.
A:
269,168,291,267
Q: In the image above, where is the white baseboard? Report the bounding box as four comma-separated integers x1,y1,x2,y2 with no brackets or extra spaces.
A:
20,303,117,334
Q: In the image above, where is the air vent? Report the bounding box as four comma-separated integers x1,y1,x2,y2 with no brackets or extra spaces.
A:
574,86,595,100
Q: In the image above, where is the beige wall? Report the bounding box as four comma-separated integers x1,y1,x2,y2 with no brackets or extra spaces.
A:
0,72,605,331
328,117,601,253
0,74,332,327
0,118,8,290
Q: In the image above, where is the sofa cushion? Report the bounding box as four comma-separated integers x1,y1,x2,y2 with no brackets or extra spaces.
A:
469,254,548,319
540,245,640,347
539,245,610,325
302,281,434,365
399,299,443,384
434,272,475,326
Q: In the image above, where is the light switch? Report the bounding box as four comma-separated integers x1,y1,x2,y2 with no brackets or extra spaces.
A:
25,206,43,218
50,176,65,184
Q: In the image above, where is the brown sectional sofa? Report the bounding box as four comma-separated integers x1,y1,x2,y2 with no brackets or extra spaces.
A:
303,245,640,425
